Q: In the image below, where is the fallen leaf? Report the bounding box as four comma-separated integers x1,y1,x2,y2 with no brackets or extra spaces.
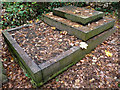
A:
51,27,56,30
56,78,59,82
89,78,95,82
73,12,76,14
35,19,39,23
70,43,74,46
61,81,64,83
75,79,80,84
92,60,97,62
58,39,62,42
92,62,95,65
86,54,93,57
60,31,67,35
25,74,28,77
1,15,3,18
105,50,112,57
4,58,7,61
88,23,90,26
80,60,84,63
74,10,81,14
97,63,101,66
29,20,33,23
13,19,15,21
93,56,97,60
46,13,49,15
89,13,92,15
79,42,88,49
92,8,95,10
116,26,119,29
72,25,79,27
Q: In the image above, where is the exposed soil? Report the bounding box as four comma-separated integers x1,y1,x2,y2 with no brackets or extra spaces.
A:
9,21,82,65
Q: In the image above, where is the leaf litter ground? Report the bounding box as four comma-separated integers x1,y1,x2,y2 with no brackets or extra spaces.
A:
1,16,119,88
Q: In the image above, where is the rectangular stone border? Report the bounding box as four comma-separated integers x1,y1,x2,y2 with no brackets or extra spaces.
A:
38,27,116,85
2,31,43,84
41,14,115,41
0,60,8,88
53,6,104,25
2,23,116,87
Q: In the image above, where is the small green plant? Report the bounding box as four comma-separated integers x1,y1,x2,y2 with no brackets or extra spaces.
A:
1,2,36,29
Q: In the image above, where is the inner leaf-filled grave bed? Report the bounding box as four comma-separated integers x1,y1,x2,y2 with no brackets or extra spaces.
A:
9,22,82,65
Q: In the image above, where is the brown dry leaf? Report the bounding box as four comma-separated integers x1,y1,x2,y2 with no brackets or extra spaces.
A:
61,81,64,83
105,50,112,57
10,57,14,62
75,79,80,85
97,63,101,66
0,29,2,32
46,13,49,15
89,78,95,82
72,25,79,27
19,77,23,81
91,8,95,10
86,6,91,9
35,19,39,23
29,20,33,23
116,26,119,29
73,12,76,14
60,31,67,35
86,53,93,57
91,51,95,53
51,27,56,30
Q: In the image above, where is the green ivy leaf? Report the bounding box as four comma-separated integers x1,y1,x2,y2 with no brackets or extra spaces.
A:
32,2,36,4
18,11,24,14
11,21,14,24
6,17,9,20
118,83,120,88
56,78,59,82
11,25,16,28
20,5,23,9
4,58,7,61
106,12,108,15
25,73,28,77
4,22,8,26
0,21,4,24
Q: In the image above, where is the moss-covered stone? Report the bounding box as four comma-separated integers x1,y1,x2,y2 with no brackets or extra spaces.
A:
41,14,115,41
53,6,104,25
0,59,8,88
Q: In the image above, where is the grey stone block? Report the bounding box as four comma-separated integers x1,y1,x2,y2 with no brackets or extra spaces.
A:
41,14,115,41
53,6,104,25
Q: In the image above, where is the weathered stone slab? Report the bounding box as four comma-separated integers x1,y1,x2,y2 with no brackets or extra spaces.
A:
53,6,104,25
0,59,8,87
2,23,116,87
2,31,43,85
41,13,115,41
